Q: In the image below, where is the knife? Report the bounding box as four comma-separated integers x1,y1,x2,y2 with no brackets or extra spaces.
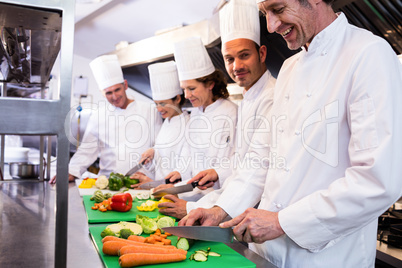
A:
161,226,234,243
152,181,199,197
125,160,146,176
140,178,183,190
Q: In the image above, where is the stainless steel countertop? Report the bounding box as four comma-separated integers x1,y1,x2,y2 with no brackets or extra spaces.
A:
0,180,274,268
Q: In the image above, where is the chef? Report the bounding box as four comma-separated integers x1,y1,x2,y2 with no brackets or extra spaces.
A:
153,36,238,202
133,61,189,186
181,0,402,267
50,54,162,183
158,0,276,219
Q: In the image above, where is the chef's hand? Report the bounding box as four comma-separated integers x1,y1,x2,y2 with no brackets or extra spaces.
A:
179,206,228,226
153,183,174,193
49,174,76,184
130,172,152,188
219,208,284,244
140,148,154,165
164,171,181,184
158,195,188,219
187,169,217,190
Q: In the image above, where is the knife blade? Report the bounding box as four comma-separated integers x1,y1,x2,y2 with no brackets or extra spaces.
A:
124,160,146,176
140,178,182,190
139,180,166,190
152,181,199,197
161,226,234,243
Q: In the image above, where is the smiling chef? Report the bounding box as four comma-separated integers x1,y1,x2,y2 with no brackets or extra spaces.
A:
181,0,402,267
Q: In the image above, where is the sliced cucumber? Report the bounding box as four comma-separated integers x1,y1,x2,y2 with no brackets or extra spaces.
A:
189,254,195,261
208,251,222,257
195,250,208,256
194,252,208,262
176,237,195,251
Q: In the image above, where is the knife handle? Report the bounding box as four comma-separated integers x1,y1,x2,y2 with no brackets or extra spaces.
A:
190,181,199,188
165,178,182,184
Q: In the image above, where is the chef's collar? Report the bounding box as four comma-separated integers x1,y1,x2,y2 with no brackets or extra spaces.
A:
243,70,270,100
198,98,224,114
166,110,187,124
109,98,135,113
304,12,346,55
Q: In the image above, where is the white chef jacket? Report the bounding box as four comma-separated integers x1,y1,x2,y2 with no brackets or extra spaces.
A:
69,100,162,178
216,13,402,267
177,98,238,201
186,70,276,212
144,111,190,180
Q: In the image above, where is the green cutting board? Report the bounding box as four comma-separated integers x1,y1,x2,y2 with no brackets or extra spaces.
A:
83,195,163,223
89,224,256,268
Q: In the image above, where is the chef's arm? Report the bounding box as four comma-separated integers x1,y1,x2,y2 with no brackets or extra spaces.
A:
214,126,271,218
209,111,237,188
278,41,402,252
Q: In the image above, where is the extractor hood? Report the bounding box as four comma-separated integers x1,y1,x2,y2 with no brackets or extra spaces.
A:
109,13,296,99
0,2,62,88
108,0,400,100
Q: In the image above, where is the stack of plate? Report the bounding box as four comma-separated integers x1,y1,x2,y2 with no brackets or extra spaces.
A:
4,147,30,163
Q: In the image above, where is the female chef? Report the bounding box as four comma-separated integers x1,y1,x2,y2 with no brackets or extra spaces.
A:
154,36,238,202
131,61,189,187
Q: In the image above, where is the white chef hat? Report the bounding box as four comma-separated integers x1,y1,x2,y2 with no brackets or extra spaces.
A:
89,54,124,91
220,0,261,46
173,36,215,81
148,61,182,101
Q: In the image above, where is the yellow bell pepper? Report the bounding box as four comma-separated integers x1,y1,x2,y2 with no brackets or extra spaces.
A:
136,200,158,211
158,196,174,209
78,178,97,188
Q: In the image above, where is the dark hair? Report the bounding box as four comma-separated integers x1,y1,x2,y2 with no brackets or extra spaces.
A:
171,93,185,107
196,69,229,100
254,42,262,54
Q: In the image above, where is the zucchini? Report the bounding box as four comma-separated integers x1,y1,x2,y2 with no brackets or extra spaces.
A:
193,252,208,262
92,190,105,203
176,237,195,251
208,252,221,257
195,250,208,256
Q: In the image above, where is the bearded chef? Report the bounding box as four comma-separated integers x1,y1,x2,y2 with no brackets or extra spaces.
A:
50,54,162,183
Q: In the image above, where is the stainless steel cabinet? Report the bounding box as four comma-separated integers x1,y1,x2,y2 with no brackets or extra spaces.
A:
0,1,74,267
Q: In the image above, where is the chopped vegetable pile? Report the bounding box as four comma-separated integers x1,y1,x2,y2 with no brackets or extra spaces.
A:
100,221,142,238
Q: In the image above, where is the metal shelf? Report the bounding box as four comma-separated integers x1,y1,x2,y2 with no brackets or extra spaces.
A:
0,1,74,267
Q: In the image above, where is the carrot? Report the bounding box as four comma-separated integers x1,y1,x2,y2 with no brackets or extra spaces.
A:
103,241,131,256
102,236,176,249
160,234,167,238
162,238,171,245
155,242,165,246
119,245,187,256
119,253,186,267
153,236,163,242
127,235,146,243
99,206,107,212
144,237,156,244
165,232,172,236
155,229,161,235
102,236,124,243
